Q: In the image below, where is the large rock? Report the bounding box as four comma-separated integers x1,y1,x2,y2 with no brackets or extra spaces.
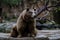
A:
0,37,49,40
0,30,60,40
0,33,49,40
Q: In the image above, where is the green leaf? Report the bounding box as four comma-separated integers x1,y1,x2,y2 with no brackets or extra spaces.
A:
1,0,22,6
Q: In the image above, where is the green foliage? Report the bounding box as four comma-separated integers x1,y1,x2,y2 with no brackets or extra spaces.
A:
1,0,22,6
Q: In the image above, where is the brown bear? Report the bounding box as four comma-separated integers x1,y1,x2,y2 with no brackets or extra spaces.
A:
10,8,37,37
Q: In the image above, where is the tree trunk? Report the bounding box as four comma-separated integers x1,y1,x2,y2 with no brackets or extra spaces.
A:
0,8,3,23
53,9,60,24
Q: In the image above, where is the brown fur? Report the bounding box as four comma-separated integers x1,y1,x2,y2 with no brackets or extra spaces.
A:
10,25,18,37
10,9,37,37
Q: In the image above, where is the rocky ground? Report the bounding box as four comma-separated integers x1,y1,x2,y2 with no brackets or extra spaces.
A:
0,22,60,40
0,30,60,40
37,30,60,40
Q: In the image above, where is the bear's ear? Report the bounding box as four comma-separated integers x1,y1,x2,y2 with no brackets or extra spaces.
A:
26,8,29,11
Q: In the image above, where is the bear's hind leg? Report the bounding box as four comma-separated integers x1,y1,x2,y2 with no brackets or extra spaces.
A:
10,26,18,37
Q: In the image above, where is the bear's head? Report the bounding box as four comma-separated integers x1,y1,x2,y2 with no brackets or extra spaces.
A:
23,8,37,21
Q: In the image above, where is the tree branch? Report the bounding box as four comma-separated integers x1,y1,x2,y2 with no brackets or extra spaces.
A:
34,4,60,18
48,4,60,8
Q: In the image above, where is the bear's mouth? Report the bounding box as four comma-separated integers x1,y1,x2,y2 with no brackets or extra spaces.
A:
24,15,32,19
24,17,33,22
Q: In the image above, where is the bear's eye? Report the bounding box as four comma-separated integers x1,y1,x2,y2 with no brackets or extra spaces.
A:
27,9,29,11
